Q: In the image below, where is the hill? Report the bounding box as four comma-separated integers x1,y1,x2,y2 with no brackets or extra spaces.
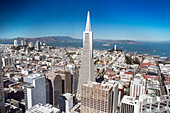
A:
2,36,140,44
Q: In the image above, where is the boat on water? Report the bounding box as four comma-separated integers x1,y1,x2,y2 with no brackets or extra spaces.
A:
102,44,111,46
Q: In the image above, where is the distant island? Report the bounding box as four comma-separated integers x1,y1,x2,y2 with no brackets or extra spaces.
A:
1,36,140,44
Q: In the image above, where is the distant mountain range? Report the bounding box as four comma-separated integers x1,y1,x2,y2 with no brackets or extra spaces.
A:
2,36,140,44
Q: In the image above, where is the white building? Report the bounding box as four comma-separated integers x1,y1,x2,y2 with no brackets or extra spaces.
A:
26,103,60,113
14,40,18,47
105,80,119,112
36,41,40,51
120,96,140,113
58,93,73,113
77,11,95,95
24,73,46,109
130,77,146,98
2,57,14,67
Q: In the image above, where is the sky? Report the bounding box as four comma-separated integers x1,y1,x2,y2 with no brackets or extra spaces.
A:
0,0,170,41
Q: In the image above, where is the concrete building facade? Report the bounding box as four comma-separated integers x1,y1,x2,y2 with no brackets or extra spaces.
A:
24,73,46,110
81,81,116,113
46,71,62,106
0,55,5,113
58,93,73,113
2,57,14,67
130,77,146,98
120,96,140,113
46,70,72,107
66,64,78,94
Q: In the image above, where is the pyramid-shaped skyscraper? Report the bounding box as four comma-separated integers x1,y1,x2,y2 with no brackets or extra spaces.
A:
77,11,95,95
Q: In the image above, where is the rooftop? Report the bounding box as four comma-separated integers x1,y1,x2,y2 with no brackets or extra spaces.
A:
26,103,60,113
26,73,43,79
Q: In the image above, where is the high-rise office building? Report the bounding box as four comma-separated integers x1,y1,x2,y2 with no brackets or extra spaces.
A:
46,70,72,106
81,81,118,113
46,71,62,106
36,41,40,51
66,63,78,94
24,73,46,110
14,40,18,47
0,55,5,113
77,11,95,95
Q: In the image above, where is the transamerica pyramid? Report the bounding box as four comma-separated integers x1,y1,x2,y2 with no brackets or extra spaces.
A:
77,11,95,95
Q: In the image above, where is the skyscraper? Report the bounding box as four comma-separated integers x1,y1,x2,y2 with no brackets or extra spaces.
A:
24,73,46,110
77,11,95,95
0,55,5,113
36,41,40,51
66,63,78,94
46,70,72,106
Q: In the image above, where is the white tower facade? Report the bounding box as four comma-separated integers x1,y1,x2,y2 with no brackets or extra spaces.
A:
36,41,40,51
77,11,95,95
14,39,18,47
114,44,117,51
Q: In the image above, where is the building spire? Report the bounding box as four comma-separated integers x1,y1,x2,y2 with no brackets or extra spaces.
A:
85,11,91,31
